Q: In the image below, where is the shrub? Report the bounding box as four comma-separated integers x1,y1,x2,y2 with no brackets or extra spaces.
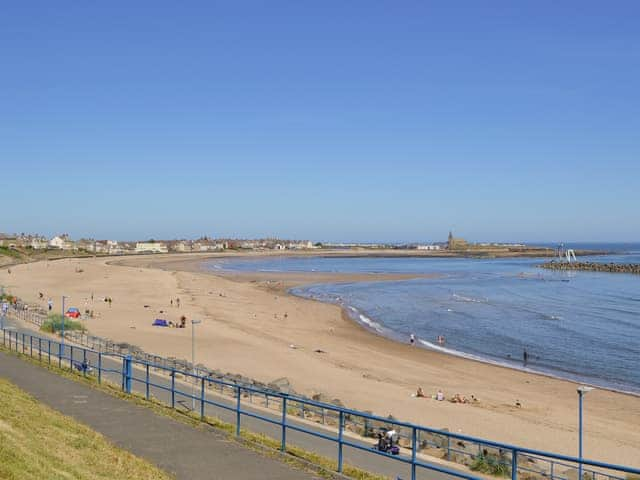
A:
470,454,511,477
40,314,85,334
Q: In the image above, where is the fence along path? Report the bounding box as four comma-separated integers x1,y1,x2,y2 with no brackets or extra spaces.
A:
2,306,640,480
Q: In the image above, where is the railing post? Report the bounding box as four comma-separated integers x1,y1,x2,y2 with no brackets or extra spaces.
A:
30,335,33,357
82,349,87,377
447,434,451,460
98,353,102,384
411,427,417,480
171,370,175,408
235,385,241,436
58,342,62,368
38,337,42,361
512,449,518,480
70,345,74,369
281,396,288,451
48,340,51,364
200,377,205,420
550,460,555,480
145,364,150,400
338,410,345,473
124,355,132,393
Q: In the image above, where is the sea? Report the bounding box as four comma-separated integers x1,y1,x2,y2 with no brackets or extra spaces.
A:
203,243,640,394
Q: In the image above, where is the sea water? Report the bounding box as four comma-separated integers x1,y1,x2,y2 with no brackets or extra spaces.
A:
204,244,640,393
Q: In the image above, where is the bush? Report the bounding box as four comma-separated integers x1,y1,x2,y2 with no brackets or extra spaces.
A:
40,314,85,334
470,454,511,477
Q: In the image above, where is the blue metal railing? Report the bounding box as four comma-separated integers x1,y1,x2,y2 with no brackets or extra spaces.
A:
1,325,639,480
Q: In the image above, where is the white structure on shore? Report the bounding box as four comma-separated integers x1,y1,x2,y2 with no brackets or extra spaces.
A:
135,242,168,254
416,244,441,251
49,235,75,250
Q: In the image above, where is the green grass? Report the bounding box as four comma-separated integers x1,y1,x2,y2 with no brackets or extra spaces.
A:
40,314,85,333
0,246,22,259
0,377,174,480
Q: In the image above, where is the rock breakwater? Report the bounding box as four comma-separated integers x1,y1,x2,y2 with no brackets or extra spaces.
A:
540,261,640,275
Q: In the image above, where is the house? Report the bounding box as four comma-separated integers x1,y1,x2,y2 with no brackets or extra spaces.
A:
170,240,192,252
135,242,168,254
286,241,314,250
49,235,75,250
30,237,49,250
416,244,441,251
0,235,18,248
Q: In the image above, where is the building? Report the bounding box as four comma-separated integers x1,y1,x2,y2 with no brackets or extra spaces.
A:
170,240,192,252
447,231,468,250
416,244,441,251
135,242,168,254
49,235,75,250
30,236,49,250
286,241,314,250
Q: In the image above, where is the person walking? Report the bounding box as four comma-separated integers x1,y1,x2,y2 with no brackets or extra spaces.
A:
47,298,53,311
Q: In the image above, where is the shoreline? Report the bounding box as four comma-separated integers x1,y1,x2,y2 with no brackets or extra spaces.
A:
5,254,640,466
293,283,640,399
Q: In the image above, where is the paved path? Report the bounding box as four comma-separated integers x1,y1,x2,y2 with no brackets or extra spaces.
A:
0,350,320,480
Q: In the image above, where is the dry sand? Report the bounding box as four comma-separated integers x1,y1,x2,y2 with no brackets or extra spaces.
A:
3,253,639,467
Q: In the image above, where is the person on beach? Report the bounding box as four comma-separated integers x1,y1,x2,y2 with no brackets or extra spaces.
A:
523,349,529,366
416,386,425,398
436,389,445,401
409,333,415,345
47,298,53,311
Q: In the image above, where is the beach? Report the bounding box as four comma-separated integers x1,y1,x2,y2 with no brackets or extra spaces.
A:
4,253,640,467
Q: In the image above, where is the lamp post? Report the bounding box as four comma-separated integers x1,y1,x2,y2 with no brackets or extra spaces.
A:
191,319,202,410
61,295,67,357
577,385,594,480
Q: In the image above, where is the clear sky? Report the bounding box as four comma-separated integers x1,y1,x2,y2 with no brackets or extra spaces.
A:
1,1,639,243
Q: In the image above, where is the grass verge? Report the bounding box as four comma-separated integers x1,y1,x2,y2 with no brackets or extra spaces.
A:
0,377,174,480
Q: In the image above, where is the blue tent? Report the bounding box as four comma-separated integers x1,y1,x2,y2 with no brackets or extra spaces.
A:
153,319,168,327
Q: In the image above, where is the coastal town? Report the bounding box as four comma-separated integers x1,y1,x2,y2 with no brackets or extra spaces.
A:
0,231,536,257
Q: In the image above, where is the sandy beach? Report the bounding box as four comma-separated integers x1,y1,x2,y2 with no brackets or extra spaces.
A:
3,253,639,467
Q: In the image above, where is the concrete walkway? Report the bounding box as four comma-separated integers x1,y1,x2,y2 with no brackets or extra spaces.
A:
0,350,320,480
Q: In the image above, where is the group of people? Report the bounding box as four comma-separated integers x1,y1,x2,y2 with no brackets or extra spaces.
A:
415,386,476,404
167,316,187,328
408,333,446,346
170,298,181,308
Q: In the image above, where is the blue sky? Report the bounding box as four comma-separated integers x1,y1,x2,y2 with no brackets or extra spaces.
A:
1,1,638,243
